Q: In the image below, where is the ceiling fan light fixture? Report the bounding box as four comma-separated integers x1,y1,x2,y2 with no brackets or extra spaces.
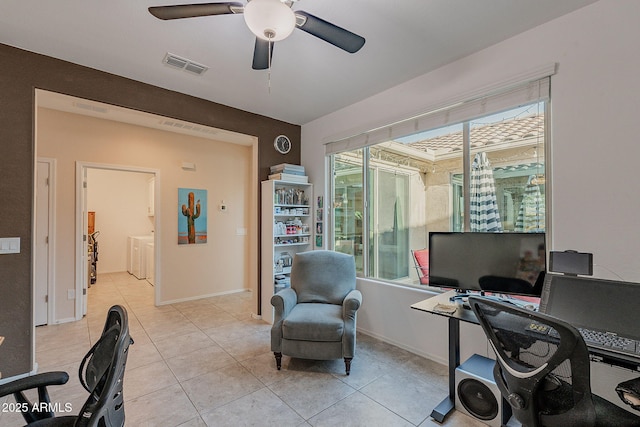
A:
243,0,296,41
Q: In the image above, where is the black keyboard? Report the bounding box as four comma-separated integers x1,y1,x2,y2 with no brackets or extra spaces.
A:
578,328,640,358
544,326,640,358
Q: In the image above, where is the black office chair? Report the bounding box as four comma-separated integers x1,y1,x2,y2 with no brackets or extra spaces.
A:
617,377,640,413
0,305,133,426
468,296,640,427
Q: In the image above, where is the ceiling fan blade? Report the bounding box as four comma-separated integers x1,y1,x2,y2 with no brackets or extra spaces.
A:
252,38,274,70
148,2,243,20
295,11,365,53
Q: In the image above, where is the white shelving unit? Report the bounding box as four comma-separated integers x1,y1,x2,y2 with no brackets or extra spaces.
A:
261,179,313,323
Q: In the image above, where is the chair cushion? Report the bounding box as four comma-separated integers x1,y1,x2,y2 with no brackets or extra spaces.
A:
413,249,429,284
282,303,344,342
291,250,356,304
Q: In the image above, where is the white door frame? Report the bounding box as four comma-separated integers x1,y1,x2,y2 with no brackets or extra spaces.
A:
35,157,57,325
75,161,161,320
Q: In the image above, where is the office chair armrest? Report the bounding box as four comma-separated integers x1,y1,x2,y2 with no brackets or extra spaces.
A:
343,289,362,320
616,377,640,411
0,371,69,398
271,287,297,321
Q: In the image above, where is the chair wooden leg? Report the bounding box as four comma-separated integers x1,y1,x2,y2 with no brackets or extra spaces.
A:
274,352,282,370
344,357,352,375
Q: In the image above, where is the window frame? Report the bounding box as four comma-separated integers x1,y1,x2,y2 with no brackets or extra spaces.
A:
327,78,551,286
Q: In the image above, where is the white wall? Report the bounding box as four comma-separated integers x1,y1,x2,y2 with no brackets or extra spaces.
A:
37,107,256,321
87,169,154,273
302,0,640,396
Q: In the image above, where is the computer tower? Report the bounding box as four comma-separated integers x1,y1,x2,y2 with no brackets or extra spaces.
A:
455,354,511,427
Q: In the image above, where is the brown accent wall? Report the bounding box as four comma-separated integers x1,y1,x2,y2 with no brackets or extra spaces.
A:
0,43,300,378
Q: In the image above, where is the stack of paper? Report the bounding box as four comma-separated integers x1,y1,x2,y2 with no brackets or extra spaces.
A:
269,164,308,183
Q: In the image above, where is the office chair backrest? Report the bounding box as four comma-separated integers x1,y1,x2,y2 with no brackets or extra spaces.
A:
77,305,133,427
469,297,596,427
291,250,356,304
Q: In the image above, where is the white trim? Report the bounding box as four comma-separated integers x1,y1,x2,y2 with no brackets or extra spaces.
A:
51,317,77,324
325,63,556,154
74,163,85,320
158,288,252,306
31,99,38,372
357,326,448,366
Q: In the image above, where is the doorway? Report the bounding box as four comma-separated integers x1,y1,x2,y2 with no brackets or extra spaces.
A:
76,163,160,319
35,89,259,324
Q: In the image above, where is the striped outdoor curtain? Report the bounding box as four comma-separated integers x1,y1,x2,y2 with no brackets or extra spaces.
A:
470,152,503,232
515,175,545,232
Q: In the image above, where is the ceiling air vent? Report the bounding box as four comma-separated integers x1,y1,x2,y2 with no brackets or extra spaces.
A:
73,102,108,114
163,53,208,76
185,62,208,75
159,119,218,137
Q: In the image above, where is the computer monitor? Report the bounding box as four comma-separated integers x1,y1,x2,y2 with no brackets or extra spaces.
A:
428,232,546,297
549,250,593,276
540,273,640,340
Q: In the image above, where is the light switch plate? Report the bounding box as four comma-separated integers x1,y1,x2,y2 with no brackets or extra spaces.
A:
0,237,20,254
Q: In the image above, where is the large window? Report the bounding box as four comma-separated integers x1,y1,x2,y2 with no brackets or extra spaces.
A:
332,150,365,272
328,80,549,285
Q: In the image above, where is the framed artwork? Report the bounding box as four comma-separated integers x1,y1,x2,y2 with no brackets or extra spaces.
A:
178,188,207,244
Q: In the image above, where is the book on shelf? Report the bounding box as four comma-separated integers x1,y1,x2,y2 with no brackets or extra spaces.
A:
270,163,305,175
268,173,309,183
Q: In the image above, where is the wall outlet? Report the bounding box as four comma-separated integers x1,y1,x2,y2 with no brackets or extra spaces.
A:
67,289,75,300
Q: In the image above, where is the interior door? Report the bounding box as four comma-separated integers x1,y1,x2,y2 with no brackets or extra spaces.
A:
35,161,50,325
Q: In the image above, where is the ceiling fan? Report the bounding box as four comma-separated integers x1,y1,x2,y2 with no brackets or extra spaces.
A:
148,0,366,70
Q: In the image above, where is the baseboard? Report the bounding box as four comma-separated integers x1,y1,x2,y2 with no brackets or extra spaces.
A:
53,317,77,325
158,288,252,305
357,327,448,366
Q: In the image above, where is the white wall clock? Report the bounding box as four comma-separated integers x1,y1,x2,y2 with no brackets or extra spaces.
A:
274,134,291,154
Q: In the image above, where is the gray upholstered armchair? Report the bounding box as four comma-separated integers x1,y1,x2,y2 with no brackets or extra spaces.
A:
270,250,362,375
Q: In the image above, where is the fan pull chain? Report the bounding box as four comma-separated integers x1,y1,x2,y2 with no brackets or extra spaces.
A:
268,35,273,94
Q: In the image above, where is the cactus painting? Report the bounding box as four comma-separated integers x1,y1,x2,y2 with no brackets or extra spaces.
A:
178,188,207,244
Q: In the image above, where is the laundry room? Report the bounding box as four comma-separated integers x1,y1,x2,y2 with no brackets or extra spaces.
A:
86,168,155,285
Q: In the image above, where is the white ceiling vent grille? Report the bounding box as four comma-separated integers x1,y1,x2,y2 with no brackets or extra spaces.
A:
159,119,219,136
163,53,208,76
73,102,108,114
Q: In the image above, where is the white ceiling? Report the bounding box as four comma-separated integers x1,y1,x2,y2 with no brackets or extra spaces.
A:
1,0,598,125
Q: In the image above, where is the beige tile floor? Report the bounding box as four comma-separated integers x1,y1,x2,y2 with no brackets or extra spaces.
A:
0,272,484,426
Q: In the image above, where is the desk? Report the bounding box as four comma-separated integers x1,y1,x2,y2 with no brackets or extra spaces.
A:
411,291,480,423
411,290,640,423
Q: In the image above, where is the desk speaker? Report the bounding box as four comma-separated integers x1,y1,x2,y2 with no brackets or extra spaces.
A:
455,354,510,427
